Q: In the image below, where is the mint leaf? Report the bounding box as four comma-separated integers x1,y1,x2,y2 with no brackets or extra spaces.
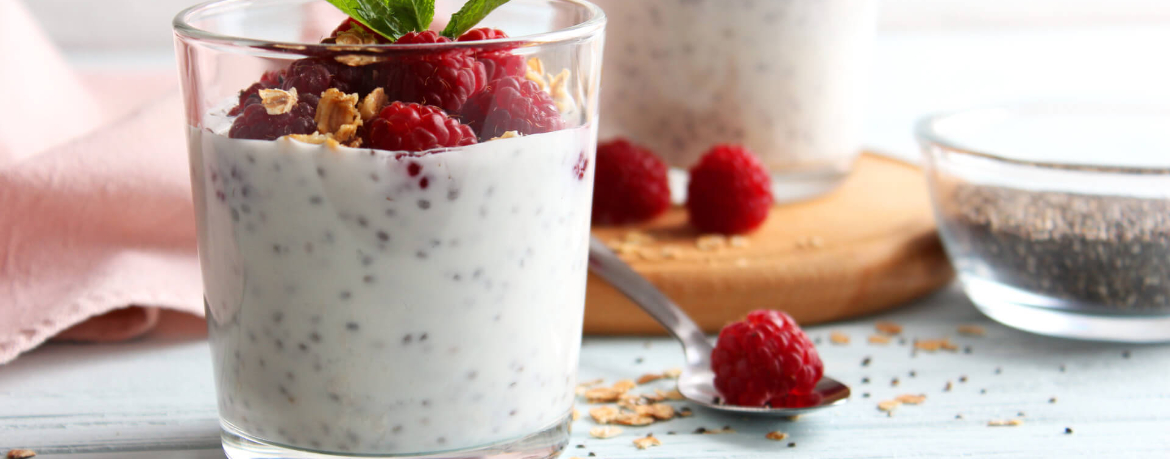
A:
387,0,435,33
325,0,435,42
440,0,510,39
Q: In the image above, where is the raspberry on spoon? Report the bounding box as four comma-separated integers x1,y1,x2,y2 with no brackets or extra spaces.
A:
711,310,824,408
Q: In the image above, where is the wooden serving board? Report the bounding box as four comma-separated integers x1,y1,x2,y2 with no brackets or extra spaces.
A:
584,153,954,334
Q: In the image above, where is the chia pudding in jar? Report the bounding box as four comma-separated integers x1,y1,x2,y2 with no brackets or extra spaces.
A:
593,0,877,201
174,0,605,456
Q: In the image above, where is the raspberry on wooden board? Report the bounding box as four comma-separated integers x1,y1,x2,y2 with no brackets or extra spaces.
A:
591,138,670,224
686,144,774,234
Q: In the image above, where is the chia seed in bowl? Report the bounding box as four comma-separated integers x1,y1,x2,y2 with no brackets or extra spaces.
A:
918,102,1170,342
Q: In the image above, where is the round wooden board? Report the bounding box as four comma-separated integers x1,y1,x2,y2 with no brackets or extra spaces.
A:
584,153,954,334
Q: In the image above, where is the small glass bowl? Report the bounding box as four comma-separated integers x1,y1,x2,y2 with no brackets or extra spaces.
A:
917,102,1170,342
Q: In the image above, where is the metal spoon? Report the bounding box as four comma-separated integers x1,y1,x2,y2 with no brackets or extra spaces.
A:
587,236,851,416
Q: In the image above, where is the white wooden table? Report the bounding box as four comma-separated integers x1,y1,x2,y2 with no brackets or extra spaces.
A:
2,284,1168,458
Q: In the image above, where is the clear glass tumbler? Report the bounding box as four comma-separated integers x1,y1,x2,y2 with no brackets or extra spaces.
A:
173,1,605,457
592,0,877,202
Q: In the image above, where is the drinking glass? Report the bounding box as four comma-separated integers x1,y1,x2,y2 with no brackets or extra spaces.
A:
592,0,877,201
174,1,605,456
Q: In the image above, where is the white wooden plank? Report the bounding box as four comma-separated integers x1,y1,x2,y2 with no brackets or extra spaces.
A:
2,285,1169,458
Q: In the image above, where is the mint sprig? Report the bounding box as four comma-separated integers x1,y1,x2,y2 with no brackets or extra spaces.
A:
440,0,510,39
325,0,509,43
389,0,435,34
325,0,434,42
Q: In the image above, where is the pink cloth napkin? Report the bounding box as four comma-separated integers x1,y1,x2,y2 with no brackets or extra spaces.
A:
0,0,205,364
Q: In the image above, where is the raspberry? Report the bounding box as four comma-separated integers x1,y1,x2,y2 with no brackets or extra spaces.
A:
395,30,447,45
459,76,564,141
366,101,477,152
377,31,486,114
458,28,525,81
711,310,824,408
686,144,773,234
228,93,320,141
325,18,390,44
591,139,670,224
229,69,286,116
282,58,367,98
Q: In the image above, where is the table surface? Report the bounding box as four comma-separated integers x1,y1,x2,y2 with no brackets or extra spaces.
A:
2,285,1168,459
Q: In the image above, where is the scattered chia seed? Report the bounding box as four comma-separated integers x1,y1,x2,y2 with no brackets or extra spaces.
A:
861,356,871,367
945,184,1170,311
787,442,796,448
635,357,644,364
576,444,585,448
861,377,870,384
1065,427,1073,434
959,375,968,383
862,392,870,398
1122,350,1132,358
1049,397,1058,403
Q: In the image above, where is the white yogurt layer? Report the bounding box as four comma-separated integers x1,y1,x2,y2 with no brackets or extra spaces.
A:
595,0,875,173
189,124,595,454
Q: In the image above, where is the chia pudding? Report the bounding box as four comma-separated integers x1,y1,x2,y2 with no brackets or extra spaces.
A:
593,0,876,198
192,120,595,453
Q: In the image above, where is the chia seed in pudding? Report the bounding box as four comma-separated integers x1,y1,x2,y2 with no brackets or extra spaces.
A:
192,115,595,453
942,183,1170,311
593,0,876,174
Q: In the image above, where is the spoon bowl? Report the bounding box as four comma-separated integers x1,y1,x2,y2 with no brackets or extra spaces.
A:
587,236,851,417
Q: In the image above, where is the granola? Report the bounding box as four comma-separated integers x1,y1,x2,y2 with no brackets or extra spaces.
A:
590,426,623,439
259,87,298,115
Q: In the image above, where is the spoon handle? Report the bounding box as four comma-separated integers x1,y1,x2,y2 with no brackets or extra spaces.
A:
587,236,714,365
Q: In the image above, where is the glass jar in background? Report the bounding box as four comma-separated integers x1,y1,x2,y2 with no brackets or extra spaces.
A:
594,0,877,202
173,0,605,457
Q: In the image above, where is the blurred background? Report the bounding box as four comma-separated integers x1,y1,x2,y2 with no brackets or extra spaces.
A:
18,0,1170,160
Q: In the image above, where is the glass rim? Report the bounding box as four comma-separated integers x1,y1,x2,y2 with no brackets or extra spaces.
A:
915,101,1170,175
173,0,606,52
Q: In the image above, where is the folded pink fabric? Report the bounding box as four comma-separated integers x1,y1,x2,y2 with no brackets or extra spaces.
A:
0,0,204,364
